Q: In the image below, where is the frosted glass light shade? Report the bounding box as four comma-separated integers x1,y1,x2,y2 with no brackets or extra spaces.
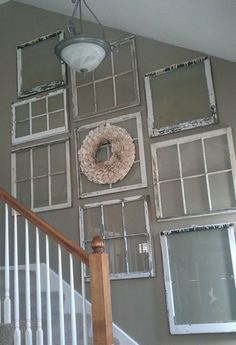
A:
55,35,111,73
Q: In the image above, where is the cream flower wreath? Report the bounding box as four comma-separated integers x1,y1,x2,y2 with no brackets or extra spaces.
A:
78,124,135,184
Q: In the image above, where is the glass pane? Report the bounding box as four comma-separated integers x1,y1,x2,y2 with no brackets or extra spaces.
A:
48,93,64,112
33,177,49,208
31,99,46,116
16,180,31,207
113,42,132,74
160,180,184,218
77,84,95,115
16,150,31,180
83,207,102,241
15,104,29,121
127,236,149,272
205,134,231,172
51,174,67,205
114,162,141,187
166,228,236,324
76,71,93,85
103,203,123,238
95,144,111,162
119,118,137,138
15,120,30,138
209,172,236,210
125,199,146,234
50,142,66,173
95,78,114,111
157,145,179,181
150,61,210,129
116,72,136,106
33,146,48,177
94,55,112,79
32,116,47,134
180,140,204,176
184,176,209,214
49,111,65,129
105,239,126,274
80,173,109,194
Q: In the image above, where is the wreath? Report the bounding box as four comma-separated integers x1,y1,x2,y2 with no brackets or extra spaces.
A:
78,124,135,184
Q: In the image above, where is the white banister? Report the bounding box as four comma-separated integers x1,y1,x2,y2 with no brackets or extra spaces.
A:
45,235,52,345
58,245,65,345
69,254,77,345
14,211,21,345
81,263,88,345
36,228,43,345
25,219,32,345
4,203,11,323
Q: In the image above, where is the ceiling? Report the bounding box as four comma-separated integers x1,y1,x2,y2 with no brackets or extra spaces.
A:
11,0,236,63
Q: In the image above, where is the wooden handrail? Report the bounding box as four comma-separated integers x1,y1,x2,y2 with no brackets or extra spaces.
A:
0,186,89,265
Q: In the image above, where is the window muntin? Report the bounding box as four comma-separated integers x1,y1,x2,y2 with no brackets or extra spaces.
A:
151,128,236,219
12,89,68,145
160,223,236,334
80,196,154,279
11,139,71,212
71,36,140,120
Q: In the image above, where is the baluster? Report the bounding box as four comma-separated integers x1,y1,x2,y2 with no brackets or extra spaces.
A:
14,211,21,345
36,228,43,345
4,204,11,323
25,220,32,345
69,254,77,345
58,245,65,345
45,235,52,345
81,263,88,345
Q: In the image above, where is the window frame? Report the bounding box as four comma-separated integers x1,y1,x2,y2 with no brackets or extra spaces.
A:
160,223,236,334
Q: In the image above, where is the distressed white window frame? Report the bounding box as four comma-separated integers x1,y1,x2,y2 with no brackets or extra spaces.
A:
17,31,66,98
75,112,147,198
71,36,140,121
79,195,155,280
160,223,236,334
145,56,217,137
151,127,236,220
12,88,69,145
11,138,72,213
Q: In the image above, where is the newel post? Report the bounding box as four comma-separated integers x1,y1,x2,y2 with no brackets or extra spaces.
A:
89,236,113,345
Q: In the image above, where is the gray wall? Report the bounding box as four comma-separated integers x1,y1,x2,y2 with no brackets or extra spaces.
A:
1,1,236,344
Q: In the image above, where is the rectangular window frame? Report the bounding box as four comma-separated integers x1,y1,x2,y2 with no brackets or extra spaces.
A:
71,36,140,121
151,127,236,220
145,56,217,137
12,88,69,145
160,223,236,334
11,138,72,213
79,195,155,280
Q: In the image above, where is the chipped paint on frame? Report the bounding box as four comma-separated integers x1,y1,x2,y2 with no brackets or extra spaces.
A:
144,56,218,137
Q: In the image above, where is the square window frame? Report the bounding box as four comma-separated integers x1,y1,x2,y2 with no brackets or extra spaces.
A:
144,56,218,137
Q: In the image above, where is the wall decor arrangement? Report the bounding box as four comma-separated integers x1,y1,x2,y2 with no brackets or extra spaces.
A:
80,195,154,279
17,31,66,98
160,223,236,334
76,112,147,198
151,127,236,219
11,139,71,213
71,36,140,120
12,88,68,145
145,56,217,137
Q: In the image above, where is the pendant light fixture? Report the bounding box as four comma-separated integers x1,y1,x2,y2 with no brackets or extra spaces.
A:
55,0,111,73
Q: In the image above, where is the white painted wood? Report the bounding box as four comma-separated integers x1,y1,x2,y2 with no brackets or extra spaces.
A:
13,211,21,345
201,138,212,211
69,254,77,345
4,204,11,324
58,245,65,345
177,143,187,215
81,263,88,345
36,228,43,345
25,220,32,345
45,236,52,345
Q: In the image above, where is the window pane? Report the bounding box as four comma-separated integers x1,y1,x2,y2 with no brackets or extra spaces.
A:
15,104,29,121
83,207,102,241
32,116,47,134
32,99,46,116
48,93,64,112
180,140,204,176
105,238,126,274
127,236,149,272
16,150,31,180
157,145,179,181
116,72,136,106
184,176,209,214
114,162,141,187
76,71,93,85
16,120,30,138
94,55,112,79
50,142,66,173
16,180,31,207
51,174,67,205
125,199,146,234
33,177,49,208
103,203,123,238
113,43,132,74
33,146,48,177
209,172,236,210
95,78,114,111
49,111,65,129
205,134,231,172
78,84,95,115
160,180,184,218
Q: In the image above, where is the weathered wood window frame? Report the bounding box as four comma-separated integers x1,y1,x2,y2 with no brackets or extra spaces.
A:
71,36,140,120
76,112,147,198
145,56,217,137
80,196,155,280
17,31,66,98
12,88,69,145
160,223,236,334
11,139,72,213
151,127,236,220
